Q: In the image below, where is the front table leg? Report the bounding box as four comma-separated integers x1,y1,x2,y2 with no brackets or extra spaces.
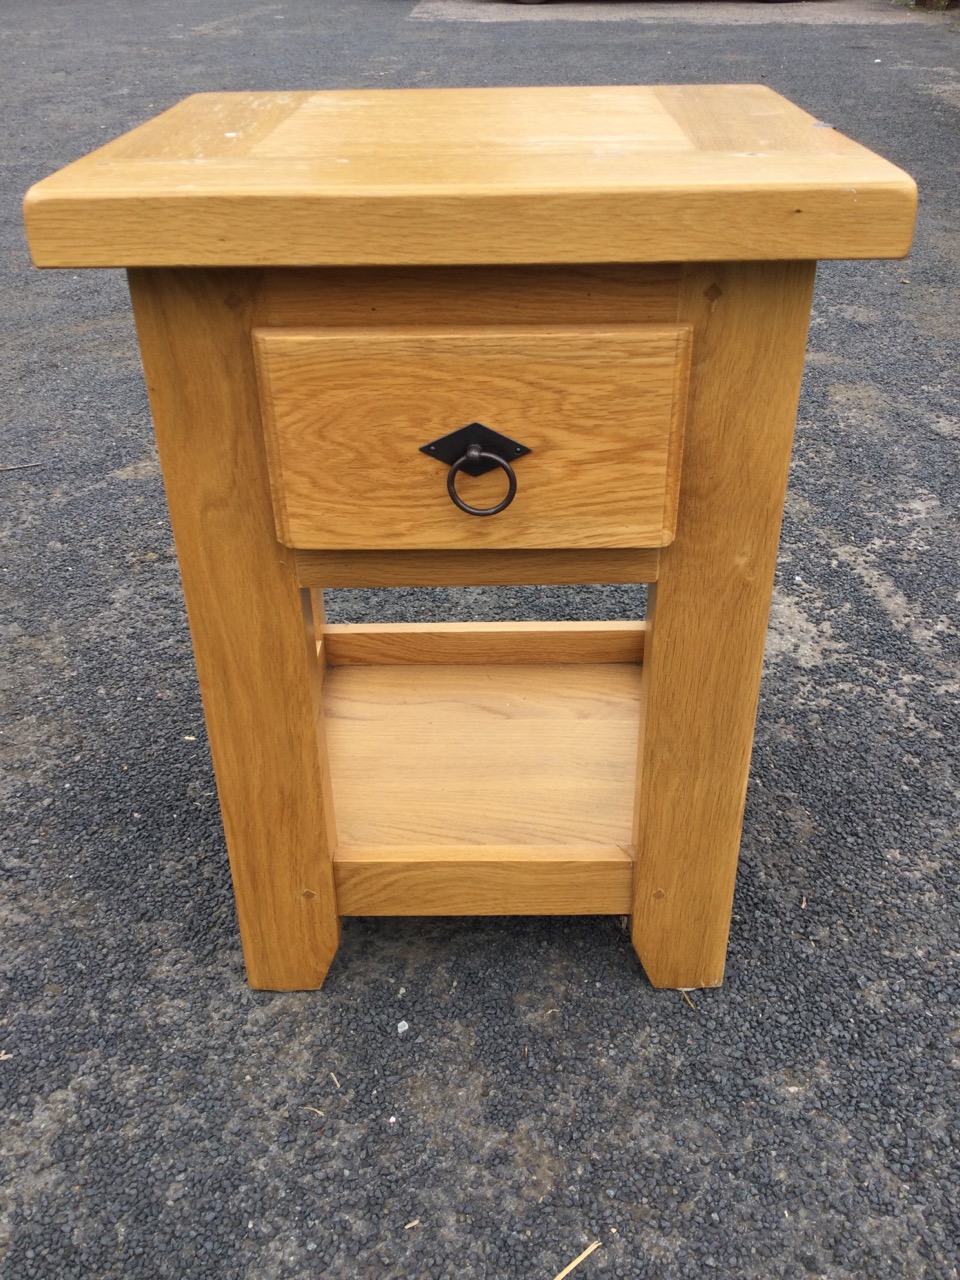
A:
632,261,817,988
128,269,340,990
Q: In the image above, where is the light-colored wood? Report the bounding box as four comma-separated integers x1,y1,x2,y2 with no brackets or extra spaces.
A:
334,846,633,915
261,264,682,329
27,87,921,993
265,267,680,567
25,86,916,267
323,621,645,666
323,663,641,849
295,547,660,587
661,325,692,544
630,260,817,989
127,267,341,991
310,589,328,679
268,261,672,587
253,323,691,551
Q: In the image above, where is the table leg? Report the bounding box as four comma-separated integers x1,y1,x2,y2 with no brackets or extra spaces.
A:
128,268,340,989
631,260,817,988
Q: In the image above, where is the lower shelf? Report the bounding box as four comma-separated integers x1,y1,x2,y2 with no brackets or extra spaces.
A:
322,656,642,915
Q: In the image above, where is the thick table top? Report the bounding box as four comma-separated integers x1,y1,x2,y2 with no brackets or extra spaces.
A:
24,85,916,268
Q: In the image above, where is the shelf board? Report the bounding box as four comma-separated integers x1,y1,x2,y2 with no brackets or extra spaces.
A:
323,660,641,914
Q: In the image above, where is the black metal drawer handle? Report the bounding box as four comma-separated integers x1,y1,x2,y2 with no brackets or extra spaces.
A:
446,444,517,517
420,422,531,518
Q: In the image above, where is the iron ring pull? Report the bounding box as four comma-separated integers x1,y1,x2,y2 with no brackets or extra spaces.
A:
446,443,518,517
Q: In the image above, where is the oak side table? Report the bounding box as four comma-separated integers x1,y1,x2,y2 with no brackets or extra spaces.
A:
25,87,916,990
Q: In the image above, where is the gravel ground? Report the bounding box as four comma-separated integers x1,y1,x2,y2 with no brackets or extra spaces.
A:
2,1,959,1277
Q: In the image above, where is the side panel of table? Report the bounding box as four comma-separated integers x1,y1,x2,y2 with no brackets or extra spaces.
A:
128,268,341,990
631,260,817,988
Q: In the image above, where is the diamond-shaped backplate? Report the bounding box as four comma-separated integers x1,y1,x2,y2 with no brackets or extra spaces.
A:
420,422,531,477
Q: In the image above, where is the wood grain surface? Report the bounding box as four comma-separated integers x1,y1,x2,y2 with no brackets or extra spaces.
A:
294,546,661,588
334,846,634,916
323,662,642,849
261,264,682,330
253,323,690,550
322,620,645,666
25,86,916,266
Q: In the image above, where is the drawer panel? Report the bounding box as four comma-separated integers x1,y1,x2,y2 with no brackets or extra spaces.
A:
253,324,690,551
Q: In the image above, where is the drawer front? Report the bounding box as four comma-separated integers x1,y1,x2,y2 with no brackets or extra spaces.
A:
253,324,690,551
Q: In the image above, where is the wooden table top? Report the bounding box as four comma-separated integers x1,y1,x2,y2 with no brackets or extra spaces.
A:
24,85,916,267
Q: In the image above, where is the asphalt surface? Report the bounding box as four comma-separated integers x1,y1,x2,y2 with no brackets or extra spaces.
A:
2,1,959,1277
